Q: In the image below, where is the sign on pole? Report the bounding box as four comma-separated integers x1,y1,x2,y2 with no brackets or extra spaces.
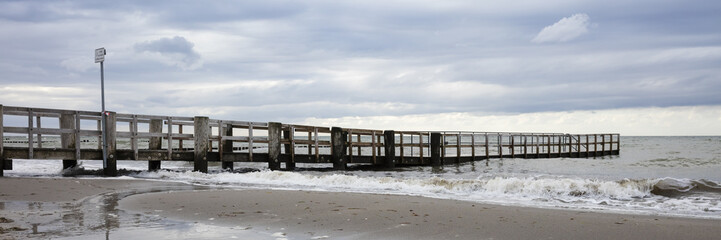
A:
95,48,106,63
96,47,108,171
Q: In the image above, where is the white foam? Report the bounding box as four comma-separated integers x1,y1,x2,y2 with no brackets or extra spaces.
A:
130,170,720,219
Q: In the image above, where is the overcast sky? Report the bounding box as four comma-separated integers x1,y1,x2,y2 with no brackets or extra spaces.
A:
1,0,720,135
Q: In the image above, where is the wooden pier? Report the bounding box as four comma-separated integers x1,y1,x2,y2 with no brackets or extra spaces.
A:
0,105,620,176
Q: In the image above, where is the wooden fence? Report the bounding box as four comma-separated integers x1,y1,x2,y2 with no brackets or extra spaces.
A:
0,105,620,176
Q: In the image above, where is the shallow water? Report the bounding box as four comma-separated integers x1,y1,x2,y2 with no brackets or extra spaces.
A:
4,136,721,219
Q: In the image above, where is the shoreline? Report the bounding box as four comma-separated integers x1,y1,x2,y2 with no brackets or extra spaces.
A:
2,177,720,239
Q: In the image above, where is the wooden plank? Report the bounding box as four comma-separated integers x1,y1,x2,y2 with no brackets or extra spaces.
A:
194,116,209,173
36,115,42,148
314,127,319,162
523,135,528,158
331,127,346,170
497,134,502,159
430,132,441,167
510,135,515,158
167,117,173,160
0,105,4,176
148,119,163,170
399,132,404,162
471,134,475,160
268,122,282,170
383,130,395,168
104,111,117,176
27,109,34,159
371,131,376,164
456,133,461,163
60,113,77,169
249,124,254,162
97,119,102,149
485,133,490,160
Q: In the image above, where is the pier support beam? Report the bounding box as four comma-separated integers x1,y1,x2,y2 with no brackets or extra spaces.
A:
430,132,442,167
222,124,234,171
193,116,209,173
283,128,295,170
331,127,347,170
383,130,396,168
0,104,4,177
60,113,78,169
148,119,163,170
104,111,117,177
268,122,282,171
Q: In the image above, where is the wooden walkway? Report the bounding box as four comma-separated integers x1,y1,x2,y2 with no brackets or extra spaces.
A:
0,105,620,176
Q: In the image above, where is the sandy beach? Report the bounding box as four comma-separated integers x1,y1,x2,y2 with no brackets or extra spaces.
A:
1,177,719,239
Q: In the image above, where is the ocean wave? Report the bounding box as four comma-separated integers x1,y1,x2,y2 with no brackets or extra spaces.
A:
130,170,721,218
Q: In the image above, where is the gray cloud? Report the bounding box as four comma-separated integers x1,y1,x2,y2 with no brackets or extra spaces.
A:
1,0,721,126
134,36,202,70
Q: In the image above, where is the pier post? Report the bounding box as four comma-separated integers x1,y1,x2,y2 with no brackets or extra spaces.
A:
0,105,4,176
193,116,209,173
268,122,282,171
331,127,347,170
430,132,442,167
222,123,234,170
60,113,78,169
282,128,295,170
104,111,117,177
148,119,163,170
383,130,396,168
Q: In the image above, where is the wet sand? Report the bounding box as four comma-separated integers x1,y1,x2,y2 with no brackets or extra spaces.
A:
2,177,720,239
119,189,721,240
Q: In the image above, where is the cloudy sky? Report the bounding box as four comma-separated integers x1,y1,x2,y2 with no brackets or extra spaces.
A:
1,0,720,135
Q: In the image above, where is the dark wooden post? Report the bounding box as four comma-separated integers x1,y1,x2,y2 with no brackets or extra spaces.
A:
383,130,396,168
283,127,295,170
148,119,163,170
430,132,442,167
268,122,282,170
60,113,78,169
0,105,4,176
222,123,234,170
331,127,347,170
193,116,209,173
104,111,117,177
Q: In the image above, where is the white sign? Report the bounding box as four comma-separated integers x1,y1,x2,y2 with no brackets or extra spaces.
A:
95,48,106,63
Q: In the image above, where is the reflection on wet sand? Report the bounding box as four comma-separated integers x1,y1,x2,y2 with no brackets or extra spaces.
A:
1,186,208,239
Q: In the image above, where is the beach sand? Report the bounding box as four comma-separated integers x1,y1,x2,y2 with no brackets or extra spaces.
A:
2,177,720,239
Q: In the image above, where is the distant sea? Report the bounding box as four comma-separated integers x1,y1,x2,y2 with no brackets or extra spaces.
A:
5,136,721,219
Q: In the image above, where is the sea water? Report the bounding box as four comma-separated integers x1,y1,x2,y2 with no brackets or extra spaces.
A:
5,136,721,219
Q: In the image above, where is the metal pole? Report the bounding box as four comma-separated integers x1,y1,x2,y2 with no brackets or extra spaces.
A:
101,61,107,169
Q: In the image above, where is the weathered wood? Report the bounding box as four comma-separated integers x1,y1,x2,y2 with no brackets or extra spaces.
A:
104,111,117,177
383,130,395,168
60,113,77,169
456,133,461,163
167,117,174,160
222,123,234,170
27,109,33,159
36,115,42,148
485,133,490,161
194,116,209,173
148,119,163,170
268,122,282,170
282,128,294,170
510,135,515,158
430,132,442,166
331,127,346,170
0,105,4,176
399,132,404,162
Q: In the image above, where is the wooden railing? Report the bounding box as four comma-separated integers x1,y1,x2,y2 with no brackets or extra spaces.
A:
0,105,620,176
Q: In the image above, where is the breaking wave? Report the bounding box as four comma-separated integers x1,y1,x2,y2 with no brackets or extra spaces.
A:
131,170,721,219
